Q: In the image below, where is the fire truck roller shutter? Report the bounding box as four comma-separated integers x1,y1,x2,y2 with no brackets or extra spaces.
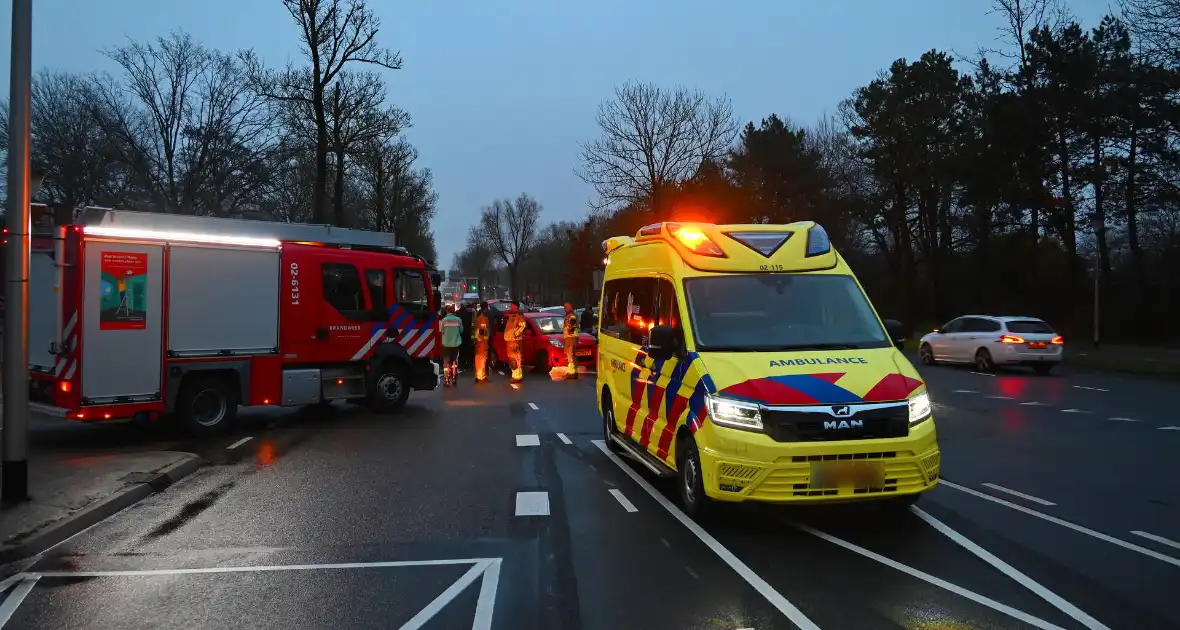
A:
167,244,280,355
81,241,165,401
365,339,413,412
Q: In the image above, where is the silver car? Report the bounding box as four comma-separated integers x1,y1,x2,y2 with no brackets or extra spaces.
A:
918,315,1063,374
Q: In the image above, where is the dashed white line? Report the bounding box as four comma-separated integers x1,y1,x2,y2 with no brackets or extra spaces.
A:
593,440,820,629
510,383,520,390
939,479,1180,568
1158,426,1180,431
952,389,979,394
986,395,1014,400
794,521,1068,630
1130,531,1180,551
970,371,995,377
981,483,1056,506
913,507,1110,630
226,437,253,450
1107,417,1139,422
514,492,550,516
608,488,638,513
1072,385,1109,392
1061,409,1088,413
556,433,572,445
515,434,540,447
527,402,539,410
1020,401,1046,406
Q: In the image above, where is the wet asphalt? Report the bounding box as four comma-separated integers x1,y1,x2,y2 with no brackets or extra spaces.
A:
1,359,1178,629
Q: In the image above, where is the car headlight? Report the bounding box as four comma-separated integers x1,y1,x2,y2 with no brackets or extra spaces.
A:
549,339,564,348
909,391,932,426
705,393,763,431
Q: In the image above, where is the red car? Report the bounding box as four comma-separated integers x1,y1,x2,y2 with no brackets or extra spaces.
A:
491,312,597,374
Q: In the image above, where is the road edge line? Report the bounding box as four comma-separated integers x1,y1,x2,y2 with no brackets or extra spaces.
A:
0,452,204,564
592,440,820,630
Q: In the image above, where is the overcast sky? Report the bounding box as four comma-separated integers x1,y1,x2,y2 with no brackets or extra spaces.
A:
0,0,1113,265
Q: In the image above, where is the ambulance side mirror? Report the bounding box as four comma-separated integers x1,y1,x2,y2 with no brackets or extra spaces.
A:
883,319,905,350
648,324,679,361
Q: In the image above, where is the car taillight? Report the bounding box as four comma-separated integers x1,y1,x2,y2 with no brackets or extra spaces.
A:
998,334,1025,344
1051,336,1063,345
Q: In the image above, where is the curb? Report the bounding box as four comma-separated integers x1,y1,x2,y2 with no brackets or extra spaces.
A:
0,453,204,564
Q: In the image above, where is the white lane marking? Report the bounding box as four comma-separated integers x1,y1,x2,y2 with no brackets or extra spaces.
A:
226,437,253,450
515,492,550,516
515,434,540,447
952,389,979,393
0,575,40,628
1130,531,1180,551
593,440,820,629
556,432,572,445
913,507,1110,630
23,558,498,577
986,395,1014,400
527,402,539,410
1061,409,1088,413
940,480,1180,567
970,372,995,377
981,483,1056,506
400,560,493,630
472,558,501,630
1107,417,1139,422
794,523,1067,630
608,488,638,513
510,383,519,390
1073,385,1109,392
1020,401,1046,406
1158,426,1180,431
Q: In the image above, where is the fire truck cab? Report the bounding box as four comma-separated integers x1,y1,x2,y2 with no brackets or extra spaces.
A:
27,207,442,435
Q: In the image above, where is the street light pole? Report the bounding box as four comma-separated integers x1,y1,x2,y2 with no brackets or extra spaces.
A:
3,0,34,503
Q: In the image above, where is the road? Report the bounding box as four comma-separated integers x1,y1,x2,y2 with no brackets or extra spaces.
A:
1,360,1178,629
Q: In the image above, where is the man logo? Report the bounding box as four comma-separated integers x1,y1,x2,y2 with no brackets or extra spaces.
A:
831,405,852,417
823,419,864,430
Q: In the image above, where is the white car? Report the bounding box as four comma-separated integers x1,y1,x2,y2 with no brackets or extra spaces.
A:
918,315,1063,374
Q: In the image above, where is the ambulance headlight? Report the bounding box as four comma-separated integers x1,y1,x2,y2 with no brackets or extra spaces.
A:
549,339,564,348
705,394,763,431
908,391,932,427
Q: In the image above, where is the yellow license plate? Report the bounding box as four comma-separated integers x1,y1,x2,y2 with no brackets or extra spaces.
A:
810,462,885,489
576,350,592,356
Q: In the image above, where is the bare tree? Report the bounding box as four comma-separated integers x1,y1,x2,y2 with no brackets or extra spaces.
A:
455,231,495,296
327,71,410,225
475,194,541,298
251,0,402,225
1119,0,1180,63
987,0,1070,78
97,31,273,215
577,80,738,213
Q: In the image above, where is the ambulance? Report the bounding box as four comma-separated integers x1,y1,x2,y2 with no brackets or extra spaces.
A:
26,207,442,435
596,221,940,515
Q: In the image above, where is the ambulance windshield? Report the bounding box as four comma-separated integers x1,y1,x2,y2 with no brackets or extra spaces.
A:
683,274,891,352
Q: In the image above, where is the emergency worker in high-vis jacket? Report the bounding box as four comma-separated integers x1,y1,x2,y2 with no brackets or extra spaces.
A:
473,302,491,382
562,302,580,379
503,302,528,382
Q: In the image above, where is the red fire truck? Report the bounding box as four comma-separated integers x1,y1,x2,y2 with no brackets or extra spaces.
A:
25,207,442,435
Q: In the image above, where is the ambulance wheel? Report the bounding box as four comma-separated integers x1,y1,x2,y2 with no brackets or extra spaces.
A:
677,437,712,519
369,362,410,413
176,375,238,436
601,391,623,454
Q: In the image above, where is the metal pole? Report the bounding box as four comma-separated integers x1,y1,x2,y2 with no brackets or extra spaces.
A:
3,0,33,503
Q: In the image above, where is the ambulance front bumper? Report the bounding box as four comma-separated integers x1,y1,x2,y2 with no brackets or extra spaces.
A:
696,418,940,503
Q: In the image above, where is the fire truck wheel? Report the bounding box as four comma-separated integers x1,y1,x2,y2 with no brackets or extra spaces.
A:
176,375,238,436
369,362,410,413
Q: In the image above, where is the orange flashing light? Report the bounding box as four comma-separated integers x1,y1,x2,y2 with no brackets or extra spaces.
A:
668,224,725,257
999,334,1025,344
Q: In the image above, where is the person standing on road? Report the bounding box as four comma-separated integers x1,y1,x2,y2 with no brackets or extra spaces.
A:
473,302,491,383
562,302,580,380
580,305,596,333
503,302,528,383
440,305,464,387
458,303,474,369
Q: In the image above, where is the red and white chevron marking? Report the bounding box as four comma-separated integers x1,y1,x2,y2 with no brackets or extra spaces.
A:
53,311,79,380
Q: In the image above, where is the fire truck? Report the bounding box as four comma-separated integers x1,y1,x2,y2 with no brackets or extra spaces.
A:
23,207,442,435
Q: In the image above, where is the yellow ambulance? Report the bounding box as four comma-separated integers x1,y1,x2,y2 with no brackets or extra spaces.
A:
596,221,940,516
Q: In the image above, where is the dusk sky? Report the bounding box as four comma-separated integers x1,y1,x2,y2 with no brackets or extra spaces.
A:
1,0,1112,266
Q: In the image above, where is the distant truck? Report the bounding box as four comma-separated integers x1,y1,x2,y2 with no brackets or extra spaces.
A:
26,207,442,435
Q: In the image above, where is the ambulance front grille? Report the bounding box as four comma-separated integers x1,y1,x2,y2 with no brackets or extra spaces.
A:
762,405,909,443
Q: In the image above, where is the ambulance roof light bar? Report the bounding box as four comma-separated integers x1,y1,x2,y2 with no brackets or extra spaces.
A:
805,224,831,257
666,223,725,257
